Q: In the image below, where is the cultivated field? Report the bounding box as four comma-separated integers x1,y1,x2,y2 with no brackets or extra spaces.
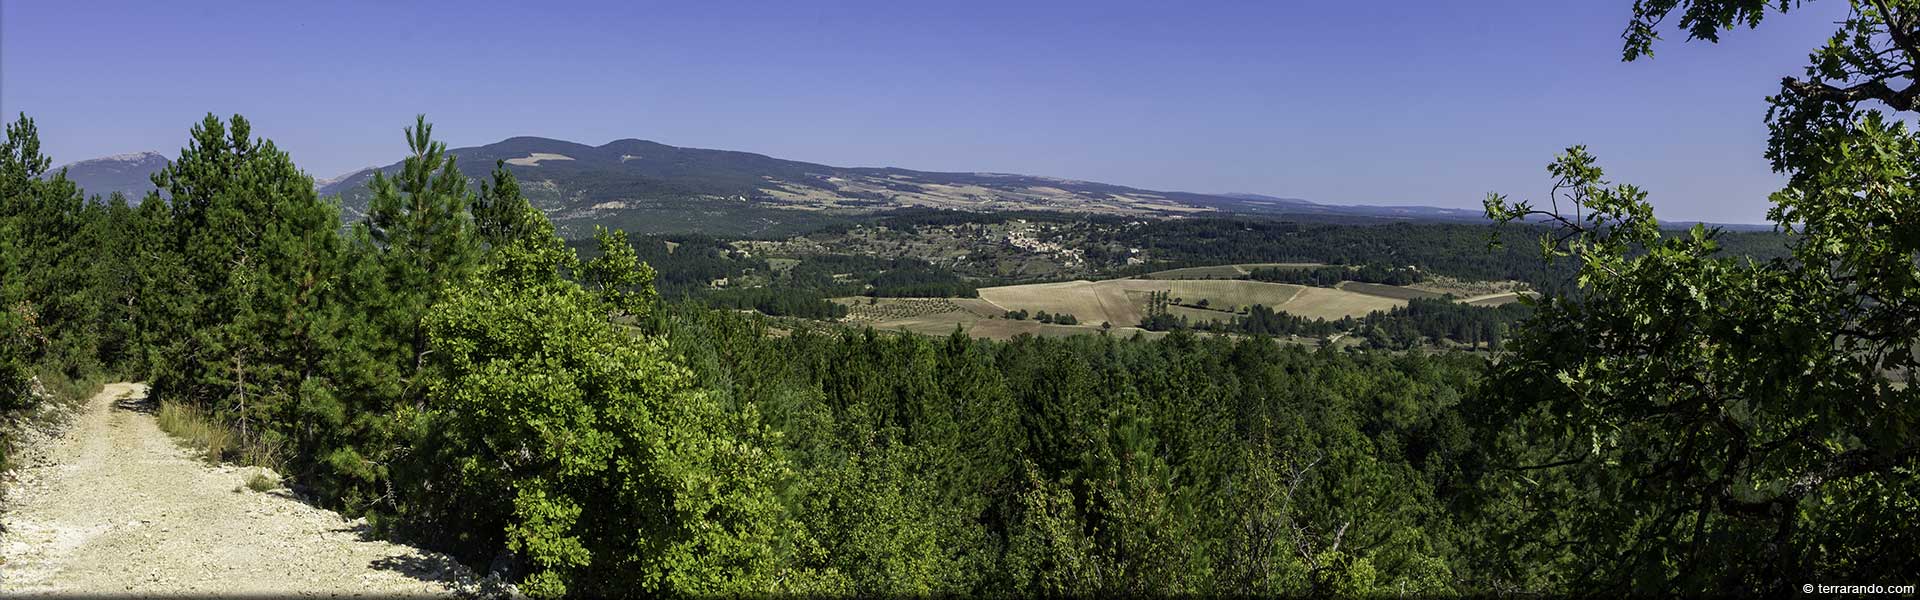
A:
1406,276,1529,297
1161,280,1309,312
1271,286,1403,320
975,279,1157,326
838,297,969,323
1336,281,1446,300
836,268,1517,341
973,278,1397,326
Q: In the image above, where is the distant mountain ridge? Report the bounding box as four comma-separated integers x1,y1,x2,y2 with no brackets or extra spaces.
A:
317,136,1243,219
315,136,1490,236
1213,192,1486,220
51,151,168,200
52,138,1496,236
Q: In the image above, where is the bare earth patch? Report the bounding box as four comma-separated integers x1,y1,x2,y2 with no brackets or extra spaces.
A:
503,152,573,166
0,383,491,597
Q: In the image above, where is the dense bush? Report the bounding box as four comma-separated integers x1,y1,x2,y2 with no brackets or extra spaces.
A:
407,213,841,596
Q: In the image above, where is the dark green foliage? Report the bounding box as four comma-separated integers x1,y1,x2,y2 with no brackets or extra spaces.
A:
0,115,55,411
1107,218,1789,294
581,226,657,321
405,208,841,597
1140,294,1525,349
863,262,977,298
658,307,1496,595
1230,304,1345,338
362,115,483,374
586,234,759,293
771,254,977,298
1621,0,1792,60
472,159,537,249
138,113,345,458
697,288,849,319
1,119,99,381
578,234,970,318
1247,263,1424,286
1,114,139,463
1473,2,1920,593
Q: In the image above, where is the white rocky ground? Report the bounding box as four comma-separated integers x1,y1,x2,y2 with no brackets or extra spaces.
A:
1,383,500,597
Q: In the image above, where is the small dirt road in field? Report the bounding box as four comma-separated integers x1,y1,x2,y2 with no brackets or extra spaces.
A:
1,383,486,596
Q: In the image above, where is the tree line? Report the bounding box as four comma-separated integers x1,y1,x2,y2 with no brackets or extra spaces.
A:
1246,264,1425,286
1139,293,1525,350
594,236,977,319
1103,217,1791,294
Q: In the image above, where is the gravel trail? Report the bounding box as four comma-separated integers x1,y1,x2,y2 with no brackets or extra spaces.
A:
1,383,482,596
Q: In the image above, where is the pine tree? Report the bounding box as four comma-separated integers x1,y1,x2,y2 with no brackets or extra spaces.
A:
88,194,140,370
0,114,98,379
362,115,481,384
122,193,189,379
474,159,536,249
147,113,345,452
0,114,54,409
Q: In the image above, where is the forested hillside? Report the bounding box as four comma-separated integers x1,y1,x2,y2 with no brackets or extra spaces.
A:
314,135,1487,238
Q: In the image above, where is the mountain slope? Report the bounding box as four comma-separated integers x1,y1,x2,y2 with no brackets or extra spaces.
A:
319,137,1219,233
1212,192,1484,220
52,140,1486,237
50,152,168,200
317,136,1487,237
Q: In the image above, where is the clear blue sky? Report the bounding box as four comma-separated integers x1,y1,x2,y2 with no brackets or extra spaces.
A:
2,1,1850,223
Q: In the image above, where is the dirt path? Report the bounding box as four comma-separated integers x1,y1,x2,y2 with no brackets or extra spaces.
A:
0,383,486,596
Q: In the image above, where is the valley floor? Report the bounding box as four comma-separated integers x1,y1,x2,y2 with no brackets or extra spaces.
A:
0,383,484,596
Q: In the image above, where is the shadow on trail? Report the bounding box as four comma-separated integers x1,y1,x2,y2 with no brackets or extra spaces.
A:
371,553,516,598
370,553,466,583
331,520,375,541
346,521,513,597
111,388,157,415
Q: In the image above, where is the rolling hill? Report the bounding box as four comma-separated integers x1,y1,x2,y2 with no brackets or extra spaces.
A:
315,136,1488,237
52,138,1491,237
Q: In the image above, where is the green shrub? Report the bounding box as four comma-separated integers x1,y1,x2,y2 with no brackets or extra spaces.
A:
246,468,280,492
401,212,845,598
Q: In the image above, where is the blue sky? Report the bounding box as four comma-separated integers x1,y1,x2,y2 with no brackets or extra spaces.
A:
1,1,1851,223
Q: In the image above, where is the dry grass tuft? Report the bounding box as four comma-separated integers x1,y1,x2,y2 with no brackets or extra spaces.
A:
156,401,232,463
154,401,283,472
